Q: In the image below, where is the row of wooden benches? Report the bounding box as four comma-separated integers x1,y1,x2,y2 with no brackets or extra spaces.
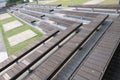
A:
71,16,120,80
11,6,105,34
24,6,54,13
12,10,59,33
0,14,109,80
25,4,62,9
13,11,39,24
0,22,82,79
19,9,45,19
17,8,96,26
25,14,109,80
69,4,120,10
69,4,120,13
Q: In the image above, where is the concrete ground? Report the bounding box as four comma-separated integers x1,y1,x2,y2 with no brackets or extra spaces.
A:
0,32,8,62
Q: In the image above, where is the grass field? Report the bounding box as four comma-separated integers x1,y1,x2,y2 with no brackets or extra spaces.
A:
50,0,89,7
30,0,89,7
101,0,118,4
0,13,43,56
30,0,119,6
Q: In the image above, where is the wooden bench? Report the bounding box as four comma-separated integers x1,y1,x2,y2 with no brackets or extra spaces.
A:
19,9,45,19
0,23,82,80
24,7,54,13
48,16,80,27
38,22,60,33
69,4,120,13
27,4,62,8
0,30,59,72
71,17,120,80
54,10,99,18
23,14,108,80
14,11,39,24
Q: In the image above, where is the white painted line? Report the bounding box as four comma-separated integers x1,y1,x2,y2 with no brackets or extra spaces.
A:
0,13,11,20
3,20,23,32
8,29,37,46
84,0,105,4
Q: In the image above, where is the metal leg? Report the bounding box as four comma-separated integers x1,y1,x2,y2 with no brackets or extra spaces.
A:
91,8,94,12
116,9,119,14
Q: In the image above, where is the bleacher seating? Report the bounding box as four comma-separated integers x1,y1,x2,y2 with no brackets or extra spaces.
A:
38,22,60,33
13,11,39,24
0,4,120,80
19,9,45,19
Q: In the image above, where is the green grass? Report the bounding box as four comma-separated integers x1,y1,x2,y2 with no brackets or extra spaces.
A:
0,13,43,56
29,0,89,7
100,0,118,4
50,0,89,7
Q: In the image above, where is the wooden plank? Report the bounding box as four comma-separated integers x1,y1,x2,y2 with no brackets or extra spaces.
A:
72,17,120,80
48,16,80,27
55,10,99,18
69,4,120,10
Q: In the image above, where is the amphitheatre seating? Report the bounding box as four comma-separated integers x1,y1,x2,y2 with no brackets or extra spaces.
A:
24,6,54,13
0,4,120,80
13,11,39,24
48,16,80,27
0,30,59,72
24,14,108,80
54,10,99,18
0,23,82,79
69,4,120,10
69,4,120,13
38,22,60,33
26,4,62,8
19,9,45,19
10,5,23,11
71,17,120,80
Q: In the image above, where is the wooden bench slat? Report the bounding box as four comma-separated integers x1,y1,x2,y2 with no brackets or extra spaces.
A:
69,4,120,10
72,17,120,80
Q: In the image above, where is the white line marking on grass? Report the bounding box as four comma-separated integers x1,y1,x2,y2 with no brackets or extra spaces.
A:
84,0,105,4
8,29,37,46
3,20,23,32
0,13,11,20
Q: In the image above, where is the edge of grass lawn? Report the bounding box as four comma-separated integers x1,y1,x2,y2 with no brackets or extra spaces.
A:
100,0,118,4
0,13,43,56
29,0,89,7
50,0,89,7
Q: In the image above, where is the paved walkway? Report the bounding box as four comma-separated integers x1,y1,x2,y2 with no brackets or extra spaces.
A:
84,0,105,4
0,32,8,63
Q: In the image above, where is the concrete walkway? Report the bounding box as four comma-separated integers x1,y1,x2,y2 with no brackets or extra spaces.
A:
0,32,8,63
84,0,105,4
